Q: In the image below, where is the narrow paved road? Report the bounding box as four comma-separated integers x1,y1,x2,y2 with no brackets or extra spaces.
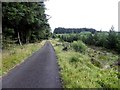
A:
2,41,62,88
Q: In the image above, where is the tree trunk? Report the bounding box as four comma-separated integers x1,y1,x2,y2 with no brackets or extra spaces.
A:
17,31,22,46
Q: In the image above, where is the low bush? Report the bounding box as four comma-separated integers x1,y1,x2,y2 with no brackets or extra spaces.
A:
71,40,87,53
70,56,78,63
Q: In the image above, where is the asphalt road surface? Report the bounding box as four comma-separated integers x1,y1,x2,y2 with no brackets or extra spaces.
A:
2,41,62,88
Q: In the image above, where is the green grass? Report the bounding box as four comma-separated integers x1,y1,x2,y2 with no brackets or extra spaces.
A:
51,40,119,88
1,40,46,76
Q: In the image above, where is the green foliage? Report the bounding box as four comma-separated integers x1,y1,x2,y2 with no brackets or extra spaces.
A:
59,34,79,42
54,27,96,34
52,33,57,39
70,56,79,63
71,40,87,53
51,40,119,88
84,33,94,45
116,34,120,53
2,2,51,45
106,26,117,49
93,32,108,47
57,26,120,53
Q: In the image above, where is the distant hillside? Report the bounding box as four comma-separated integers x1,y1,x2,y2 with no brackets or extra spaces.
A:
54,27,97,34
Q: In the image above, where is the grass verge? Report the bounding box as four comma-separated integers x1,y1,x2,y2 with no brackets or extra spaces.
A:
51,39,119,88
1,40,46,76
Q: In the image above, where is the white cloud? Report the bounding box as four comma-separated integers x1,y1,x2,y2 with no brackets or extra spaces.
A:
45,0,119,32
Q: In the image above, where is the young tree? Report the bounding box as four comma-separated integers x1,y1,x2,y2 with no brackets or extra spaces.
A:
85,33,94,45
106,26,117,49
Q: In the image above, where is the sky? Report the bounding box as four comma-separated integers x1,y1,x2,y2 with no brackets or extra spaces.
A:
45,0,119,32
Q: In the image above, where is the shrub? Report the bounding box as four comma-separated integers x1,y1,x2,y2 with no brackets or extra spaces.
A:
71,40,87,53
70,56,78,62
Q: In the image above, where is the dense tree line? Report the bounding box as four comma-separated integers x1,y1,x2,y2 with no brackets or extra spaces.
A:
54,27,97,34
56,26,120,53
2,2,51,46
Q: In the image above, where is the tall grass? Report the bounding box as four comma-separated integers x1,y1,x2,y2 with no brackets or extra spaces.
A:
1,40,46,76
